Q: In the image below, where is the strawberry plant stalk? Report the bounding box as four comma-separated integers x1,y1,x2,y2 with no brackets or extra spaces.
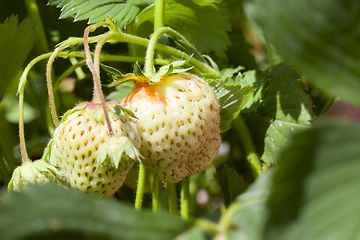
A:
135,163,147,210
180,177,190,219
25,0,48,53
234,116,262,178
166,182,179,215
149,0,165,212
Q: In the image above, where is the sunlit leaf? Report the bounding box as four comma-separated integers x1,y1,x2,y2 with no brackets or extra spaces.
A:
210,71,257,133
241,63,315,165
134,0,231,53
48,0,153,29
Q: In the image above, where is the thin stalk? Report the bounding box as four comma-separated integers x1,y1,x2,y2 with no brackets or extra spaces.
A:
135,163,147,210
217,202,241,233
265,38,274,67
154,0,165,31
151,174,160,212
233,115,261,178
83,26,113,136
180,177,190,219
144,27,198,76
25,0,48,53
18,85,29,163
54,60,86,92
46,48,61,126
166,182,179,215
194,219,219,235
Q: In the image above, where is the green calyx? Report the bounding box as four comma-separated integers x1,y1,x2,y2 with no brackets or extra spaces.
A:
8,159,63,191
98,136,142,172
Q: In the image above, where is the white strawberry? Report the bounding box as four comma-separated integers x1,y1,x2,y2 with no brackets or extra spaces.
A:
51,101,141,197
121,74,221,183
8,159,63,191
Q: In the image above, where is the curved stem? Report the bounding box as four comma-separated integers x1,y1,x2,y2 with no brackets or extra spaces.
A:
166,182,179,215
194,219,219,235
144,27,196,77
180,177,190,219
84,25,113,136
46,48,61,126
18,89,29,163
135,163,147,210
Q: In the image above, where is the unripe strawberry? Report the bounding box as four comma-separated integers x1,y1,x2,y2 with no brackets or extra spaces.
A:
8,159,63,191
51,101,141,197
121,74,221,183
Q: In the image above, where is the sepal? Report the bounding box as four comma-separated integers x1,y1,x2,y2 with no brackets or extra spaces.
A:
98,136,142,171
8,159,64,191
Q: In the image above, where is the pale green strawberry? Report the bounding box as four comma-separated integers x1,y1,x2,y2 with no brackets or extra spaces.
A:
121,74,221,183
52,101,141,197
8,159,63,191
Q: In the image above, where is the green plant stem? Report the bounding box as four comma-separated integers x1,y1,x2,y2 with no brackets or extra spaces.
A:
151,174,160,212
180,177,190,219
233,115,261,178
135,163,147,210
83,25,114,136
154,0,165,31
18,85,29,164
265,37,273,67
218,202,240,233
144,27,200,77
166,182,179,215
194,219,219,235
319,97,337,117
46,48,61,126
25,0,48,53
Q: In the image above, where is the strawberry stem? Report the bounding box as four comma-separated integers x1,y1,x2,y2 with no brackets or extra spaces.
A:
180,177,190,219
46,48,61,126
151,174,160,212
83,24,114,136
17,53,54,164
144,27,194,77
166,182,179,215
234,115,262,178
135,163,147,210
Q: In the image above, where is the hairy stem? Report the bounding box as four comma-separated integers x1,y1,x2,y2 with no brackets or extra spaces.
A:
135,163,147,210
180,177,190,219
144,27,196,77
83,25,113,136
18,85,29,163
46,48,62,126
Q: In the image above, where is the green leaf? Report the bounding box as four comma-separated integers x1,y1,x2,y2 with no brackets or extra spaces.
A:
0,184,193,240
246,63,315,165
134,0,231,53
48,0,152,29
210,72,257,133
222,169,274,240
264,120,360,240
246,0,360,106
0,16,34,99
